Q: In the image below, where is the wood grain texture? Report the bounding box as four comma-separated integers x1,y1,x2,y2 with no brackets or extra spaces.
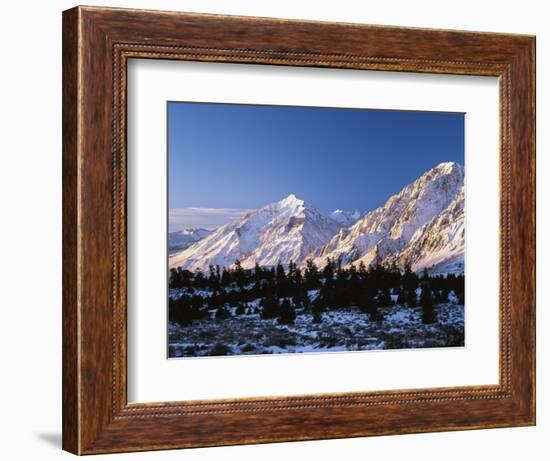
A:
62,5,536,455
62,7,79,454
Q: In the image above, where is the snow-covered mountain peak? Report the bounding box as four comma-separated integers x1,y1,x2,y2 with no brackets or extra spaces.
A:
278,193,303,207
330,209,362,227
305,162,464,273
409,161,463,188
433,161,462,173
391,184,465,274
268,193,307,216
169,194,340,271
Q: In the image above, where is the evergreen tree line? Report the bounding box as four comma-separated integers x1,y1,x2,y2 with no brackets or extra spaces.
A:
169,259,464,327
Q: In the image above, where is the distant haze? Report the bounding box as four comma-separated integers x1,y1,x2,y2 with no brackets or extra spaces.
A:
169,207,252,232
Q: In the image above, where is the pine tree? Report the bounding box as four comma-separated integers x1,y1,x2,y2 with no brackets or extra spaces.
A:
169,297,195,326
359,291,376,314
393,285,402,298
319,281,334,310
441,287,450,304
208,265,217,291
312,295,325,314
221,268,232,287
434,288,448,304
278,299,296,325
323,258,335,281
407,288,418,307
397,288,408,306
292,293,303,309
194,270,206,289
377,287,392,307
420,282,436,324
288,260,303,296
358,261,368,279
253,262,262,282
276,262,286,281
421,268,430,281
260,296,280,319
403,263,418,294
304,259,320,289
360,289,382,321
302,291,311,309
234,259,245,290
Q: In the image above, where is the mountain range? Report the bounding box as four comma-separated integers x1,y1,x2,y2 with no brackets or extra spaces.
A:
168,228,211,256
169,162,465,275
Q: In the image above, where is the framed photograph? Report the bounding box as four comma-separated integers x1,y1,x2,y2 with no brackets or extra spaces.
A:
166,102,466,359
62,6,535,455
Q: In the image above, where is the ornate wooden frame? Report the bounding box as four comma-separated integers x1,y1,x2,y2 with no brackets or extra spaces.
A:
62,5,536,455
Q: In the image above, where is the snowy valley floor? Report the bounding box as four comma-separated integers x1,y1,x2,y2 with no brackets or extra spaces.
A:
168,303,464,358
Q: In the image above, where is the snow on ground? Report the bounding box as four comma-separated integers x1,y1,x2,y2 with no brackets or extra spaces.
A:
168,303,464,358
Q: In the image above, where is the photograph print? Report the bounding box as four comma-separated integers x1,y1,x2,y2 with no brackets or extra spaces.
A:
168,102,465,358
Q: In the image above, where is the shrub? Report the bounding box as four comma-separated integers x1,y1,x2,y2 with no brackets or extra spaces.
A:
312,311,323,323
215,306,231,321
240,343,256,353
209,343,231,356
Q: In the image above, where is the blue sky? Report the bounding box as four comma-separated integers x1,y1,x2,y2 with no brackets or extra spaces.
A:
168,102,464,230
